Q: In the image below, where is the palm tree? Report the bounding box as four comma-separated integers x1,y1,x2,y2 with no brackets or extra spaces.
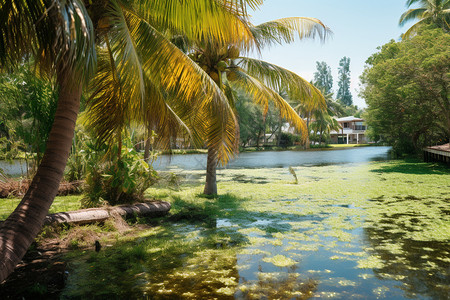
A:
0,0,251,282
399,0,450,38
0,0,96,282
188,13,331,194
310,111,341,145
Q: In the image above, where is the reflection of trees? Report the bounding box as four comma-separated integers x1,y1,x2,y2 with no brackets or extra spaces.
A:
236,264,318,300
363,217,450,299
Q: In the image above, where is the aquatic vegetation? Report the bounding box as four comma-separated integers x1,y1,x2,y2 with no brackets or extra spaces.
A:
262,255,297,267
60,158,450,299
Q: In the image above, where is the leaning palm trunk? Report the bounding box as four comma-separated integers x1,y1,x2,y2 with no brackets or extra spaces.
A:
0,75,81,282
204,147,218,195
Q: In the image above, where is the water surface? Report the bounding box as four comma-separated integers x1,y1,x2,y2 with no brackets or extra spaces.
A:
62,147,450,299
153,146,391,170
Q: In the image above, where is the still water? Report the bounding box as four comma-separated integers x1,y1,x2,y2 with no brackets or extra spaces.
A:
153,146,392,170
0,160,29,177
61,146,449,299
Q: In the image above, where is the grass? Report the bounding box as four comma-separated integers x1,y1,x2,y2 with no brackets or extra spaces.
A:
0,195,82,220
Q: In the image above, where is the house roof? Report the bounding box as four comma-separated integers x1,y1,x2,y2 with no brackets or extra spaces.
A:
336,116,364,122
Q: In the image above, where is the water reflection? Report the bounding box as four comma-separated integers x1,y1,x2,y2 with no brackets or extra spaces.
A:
364,210,450,298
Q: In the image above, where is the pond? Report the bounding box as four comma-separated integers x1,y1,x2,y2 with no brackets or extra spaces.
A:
0,160,29,177
61,146,450,299
153,146,392,170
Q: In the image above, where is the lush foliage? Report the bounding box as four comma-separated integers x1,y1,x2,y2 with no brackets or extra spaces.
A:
337,56,353,106
361,27,450,154
236,94,284,148
0,64,58,161
81,139,158,208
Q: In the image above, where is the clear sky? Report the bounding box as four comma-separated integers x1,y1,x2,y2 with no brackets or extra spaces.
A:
249,0,411,108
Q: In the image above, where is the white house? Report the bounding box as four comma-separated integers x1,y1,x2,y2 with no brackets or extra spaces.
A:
330,116,367,144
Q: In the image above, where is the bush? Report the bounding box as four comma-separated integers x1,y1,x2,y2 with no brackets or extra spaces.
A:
81,142,158,208
279,133,301,147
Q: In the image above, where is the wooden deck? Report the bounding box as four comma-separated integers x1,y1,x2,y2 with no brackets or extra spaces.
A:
423,143,450,165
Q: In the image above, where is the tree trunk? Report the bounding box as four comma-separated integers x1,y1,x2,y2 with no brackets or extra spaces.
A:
305,116,311,149
203,146,218,195
144,136,151,162
0,75,81,283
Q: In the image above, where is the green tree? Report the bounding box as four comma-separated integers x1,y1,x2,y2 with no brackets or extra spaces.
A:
313,61,333,94
236,96,283,148
0,0,254,282
360,27,449,154
0,64,58,162
337,56,353,106
399,0,450,39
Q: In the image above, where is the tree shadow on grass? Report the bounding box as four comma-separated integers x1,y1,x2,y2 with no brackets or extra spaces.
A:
370,158,450,175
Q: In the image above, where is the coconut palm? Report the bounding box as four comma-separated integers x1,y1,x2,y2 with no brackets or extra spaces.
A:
310,111,341,145
189,14,331,194
399,0,450,38
0,0,253,282
0,0,96,282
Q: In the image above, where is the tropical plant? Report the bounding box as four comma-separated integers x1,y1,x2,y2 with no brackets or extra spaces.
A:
81,138,158,208
310,111,341,145
188,11,331,194
235,94,284,148
0,0,254,282
399,0,450,39
0,63,58,164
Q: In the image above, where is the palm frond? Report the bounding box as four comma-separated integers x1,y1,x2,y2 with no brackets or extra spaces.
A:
228,69,308,139
86,5,239,164
402,18,429,38
251,17,331,48
399,8,427,26
133,0,256,51
238,57,326,112
0,0,96,82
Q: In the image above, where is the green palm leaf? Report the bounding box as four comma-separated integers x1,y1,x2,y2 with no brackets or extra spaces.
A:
238,57,326,112
228,69,308,138
251,17,331,48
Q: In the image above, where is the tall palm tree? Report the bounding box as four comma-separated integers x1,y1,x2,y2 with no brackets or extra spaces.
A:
0,0,96,282
188,13,331,194
0,0,252,282
399,0,450,38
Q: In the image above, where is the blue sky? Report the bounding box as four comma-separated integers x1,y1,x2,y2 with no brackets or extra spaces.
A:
249,0,411,108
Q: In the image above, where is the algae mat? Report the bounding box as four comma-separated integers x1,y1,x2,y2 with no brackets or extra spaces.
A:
63,160,450,299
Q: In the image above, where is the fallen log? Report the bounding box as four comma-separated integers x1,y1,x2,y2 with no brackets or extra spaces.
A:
43,201,171,225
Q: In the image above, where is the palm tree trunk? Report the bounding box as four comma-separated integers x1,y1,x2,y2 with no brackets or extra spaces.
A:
305,115,311,149
144,127,152,162
203,146,218,195
0,74,81,282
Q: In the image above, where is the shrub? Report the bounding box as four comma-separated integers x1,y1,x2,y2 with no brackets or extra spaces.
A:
81,141,158,208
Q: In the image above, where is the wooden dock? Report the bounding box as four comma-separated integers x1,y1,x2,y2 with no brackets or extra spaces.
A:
423,143,450,165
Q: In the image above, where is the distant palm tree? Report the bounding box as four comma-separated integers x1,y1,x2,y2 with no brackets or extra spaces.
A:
399,0,450,38
0,0,252,282
189,13,331,194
